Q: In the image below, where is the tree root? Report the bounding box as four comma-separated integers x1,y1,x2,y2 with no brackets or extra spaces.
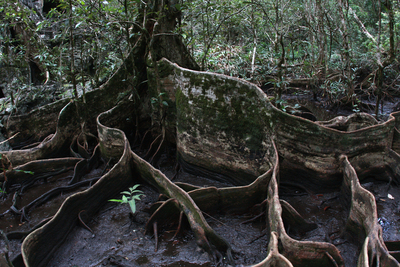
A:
4,58,400,267
0,158,80,186
262,142,345,267
340,155,398,267
252,232,293,267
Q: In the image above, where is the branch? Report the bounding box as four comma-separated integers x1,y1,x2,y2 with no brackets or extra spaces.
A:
348,7,377,46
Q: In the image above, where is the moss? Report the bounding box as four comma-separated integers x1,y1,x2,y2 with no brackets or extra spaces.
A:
175,67,270,152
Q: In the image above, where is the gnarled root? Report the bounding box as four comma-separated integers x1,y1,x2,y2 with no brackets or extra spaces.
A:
252,231,293,267
258,145,344,267
340,155,398,267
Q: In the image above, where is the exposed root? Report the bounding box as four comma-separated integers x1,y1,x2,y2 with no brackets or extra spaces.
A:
252,231,293,267
145,198,181,234
78,210,93,234
262,141,344,267
325,251,339,267
341,155,399,267
169,211,184,241
19,177,100,221
149,127,165,163
280,199,317,235
144,133,161,158
153,221,158,252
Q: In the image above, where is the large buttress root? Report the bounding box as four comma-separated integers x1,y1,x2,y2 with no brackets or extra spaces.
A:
261,143,344,267
21,128,134,267
3,57,400,267
99,103,234,263
341,155,398,267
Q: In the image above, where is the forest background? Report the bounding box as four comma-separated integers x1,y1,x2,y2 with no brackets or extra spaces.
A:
0,0,399,119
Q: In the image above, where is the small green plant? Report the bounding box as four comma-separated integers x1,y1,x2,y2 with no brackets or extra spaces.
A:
108,184,144,214
151,92,169,107
275,99,288,112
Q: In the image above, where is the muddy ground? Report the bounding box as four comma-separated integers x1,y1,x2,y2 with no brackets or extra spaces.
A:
2,148,400,267
1,89,400,266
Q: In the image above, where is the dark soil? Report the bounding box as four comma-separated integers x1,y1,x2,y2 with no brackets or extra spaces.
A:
1,91,400,266
2,150,399,266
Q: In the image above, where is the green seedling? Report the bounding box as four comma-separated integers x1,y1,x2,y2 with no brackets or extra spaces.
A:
108,184,144,214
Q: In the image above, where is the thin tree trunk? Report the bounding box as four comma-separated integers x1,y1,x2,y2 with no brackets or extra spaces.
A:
316,0,326,76
337,0,354,100
69,0,78,99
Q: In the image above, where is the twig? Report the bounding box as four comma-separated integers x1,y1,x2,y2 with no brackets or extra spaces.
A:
325,251,339,267
240,211,265,225
0,132,19,146
153,221,158,252
201,211,228,227
169,211,184,241
144,134,161,158
101,158,112,176
248,230,267,245
149,129,165,163
78,210,94,234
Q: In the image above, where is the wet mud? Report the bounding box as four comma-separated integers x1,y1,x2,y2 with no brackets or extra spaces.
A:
2,155,398,266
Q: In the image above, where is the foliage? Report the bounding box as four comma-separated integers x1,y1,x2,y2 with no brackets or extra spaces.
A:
179,0,399,106
108,184,144,214
0,0,399,113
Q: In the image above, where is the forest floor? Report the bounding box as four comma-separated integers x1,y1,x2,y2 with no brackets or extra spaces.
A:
1,85,400,266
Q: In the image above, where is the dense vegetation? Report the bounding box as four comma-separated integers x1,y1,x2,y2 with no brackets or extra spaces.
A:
1,1,400,266
1,0,399,117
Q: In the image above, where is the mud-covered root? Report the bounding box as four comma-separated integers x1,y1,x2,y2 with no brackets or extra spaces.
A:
340,155,399,267
278,233,344,267
252,231,293,267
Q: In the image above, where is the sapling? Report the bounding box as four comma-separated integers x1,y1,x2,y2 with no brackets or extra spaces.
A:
108,184,144,214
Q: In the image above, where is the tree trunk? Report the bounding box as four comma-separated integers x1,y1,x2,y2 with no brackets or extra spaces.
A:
338,0,354,99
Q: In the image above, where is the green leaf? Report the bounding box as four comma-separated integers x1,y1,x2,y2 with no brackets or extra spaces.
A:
131,194,143,201
121,195,128,203
128,199,136,213
108,199,123,203
162,101,169,107
129,184,141,191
